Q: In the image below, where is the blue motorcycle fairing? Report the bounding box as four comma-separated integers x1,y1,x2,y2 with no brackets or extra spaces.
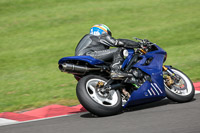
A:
133,45,166,75
124,81,166,107
58,56,105,65
121,49,134,69
123,44,167,107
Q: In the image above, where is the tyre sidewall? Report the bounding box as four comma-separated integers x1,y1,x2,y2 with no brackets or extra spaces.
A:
76,75,122,116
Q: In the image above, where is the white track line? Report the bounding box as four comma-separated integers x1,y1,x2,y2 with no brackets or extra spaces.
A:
0,118,19,126
195,90,200,94
0,113,80,127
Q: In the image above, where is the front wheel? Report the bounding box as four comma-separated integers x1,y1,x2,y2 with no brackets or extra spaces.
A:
76,75,122,116
164,67,195,103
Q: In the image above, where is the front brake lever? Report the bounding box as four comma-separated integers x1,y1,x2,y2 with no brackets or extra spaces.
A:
134,37,143,41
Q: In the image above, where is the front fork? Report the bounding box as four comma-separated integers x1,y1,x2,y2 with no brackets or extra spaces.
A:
163,66,174,76
163,65,180,84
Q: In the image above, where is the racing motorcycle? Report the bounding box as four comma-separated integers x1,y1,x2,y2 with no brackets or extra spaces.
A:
58,38,195,116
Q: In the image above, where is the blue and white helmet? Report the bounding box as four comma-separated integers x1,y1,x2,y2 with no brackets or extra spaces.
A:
90,24,112,36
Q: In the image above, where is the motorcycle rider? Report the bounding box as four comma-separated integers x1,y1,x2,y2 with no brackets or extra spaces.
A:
75,24,140,79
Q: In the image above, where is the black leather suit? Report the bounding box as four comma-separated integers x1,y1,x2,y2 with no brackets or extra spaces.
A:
75,34,139,67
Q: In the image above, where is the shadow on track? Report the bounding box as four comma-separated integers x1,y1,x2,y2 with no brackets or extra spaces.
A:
80,98,196,118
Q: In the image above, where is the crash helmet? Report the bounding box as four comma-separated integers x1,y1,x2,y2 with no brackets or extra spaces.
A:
90,24,112,36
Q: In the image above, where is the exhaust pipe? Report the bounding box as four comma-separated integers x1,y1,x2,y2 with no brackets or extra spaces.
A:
59,63,101,74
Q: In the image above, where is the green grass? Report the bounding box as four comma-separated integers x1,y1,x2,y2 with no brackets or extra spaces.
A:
0,0,199,112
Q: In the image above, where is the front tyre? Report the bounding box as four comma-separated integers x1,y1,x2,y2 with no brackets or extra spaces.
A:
164,68,195,103
76,75,122,117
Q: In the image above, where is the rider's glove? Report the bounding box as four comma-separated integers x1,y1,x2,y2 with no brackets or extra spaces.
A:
117,39,141,48
99,33,140,48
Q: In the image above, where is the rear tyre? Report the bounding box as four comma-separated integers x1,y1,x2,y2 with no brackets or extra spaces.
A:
76,75,122,117
164,68,195,103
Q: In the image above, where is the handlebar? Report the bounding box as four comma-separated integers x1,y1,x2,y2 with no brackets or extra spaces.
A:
134,37,153,46
134,37,154,53
122,37,154,54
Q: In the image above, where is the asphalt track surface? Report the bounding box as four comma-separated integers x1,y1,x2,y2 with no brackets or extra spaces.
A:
1,94,200,133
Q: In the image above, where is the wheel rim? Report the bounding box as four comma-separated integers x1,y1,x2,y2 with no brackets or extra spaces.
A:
164,69,193,96
86,79,118,107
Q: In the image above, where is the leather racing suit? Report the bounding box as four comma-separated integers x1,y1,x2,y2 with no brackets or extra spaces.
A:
75,33,140,78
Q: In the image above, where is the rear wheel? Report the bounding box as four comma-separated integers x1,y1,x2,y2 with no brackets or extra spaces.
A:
164,68,195,102
76,75,122,116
